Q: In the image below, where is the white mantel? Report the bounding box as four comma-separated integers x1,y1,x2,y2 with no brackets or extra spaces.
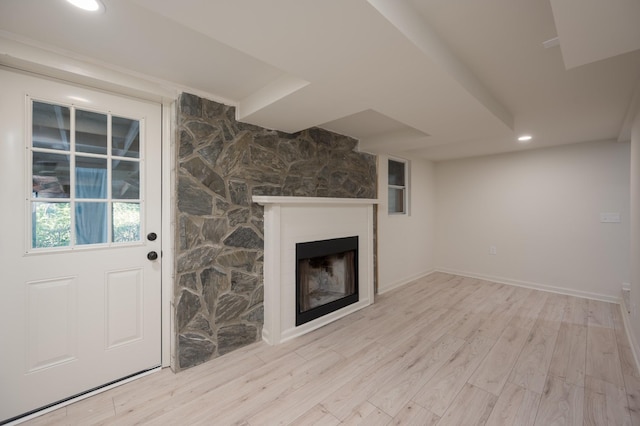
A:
253,196,379,345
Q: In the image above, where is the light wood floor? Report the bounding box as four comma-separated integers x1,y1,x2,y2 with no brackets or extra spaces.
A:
23,273,639,425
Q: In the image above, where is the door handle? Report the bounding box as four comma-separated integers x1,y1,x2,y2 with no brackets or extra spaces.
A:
147,251,158,261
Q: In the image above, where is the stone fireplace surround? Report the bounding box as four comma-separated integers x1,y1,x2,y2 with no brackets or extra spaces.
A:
254,196,378,345
175,93,377,370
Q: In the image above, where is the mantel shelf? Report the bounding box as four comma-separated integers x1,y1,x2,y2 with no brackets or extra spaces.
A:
252,196,380,206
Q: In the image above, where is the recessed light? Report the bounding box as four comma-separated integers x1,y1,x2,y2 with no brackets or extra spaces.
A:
517,135,533,143
66,0,104,12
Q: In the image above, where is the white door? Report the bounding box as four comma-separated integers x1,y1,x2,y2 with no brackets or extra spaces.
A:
0,68,162,422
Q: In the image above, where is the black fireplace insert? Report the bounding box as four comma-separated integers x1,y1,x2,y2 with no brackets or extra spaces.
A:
296,236,359,326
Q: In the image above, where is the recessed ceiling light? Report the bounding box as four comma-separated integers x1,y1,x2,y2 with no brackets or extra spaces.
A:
66,0,104,12
517,135,533,143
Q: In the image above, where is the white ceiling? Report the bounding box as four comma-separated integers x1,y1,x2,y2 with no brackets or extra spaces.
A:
1,0,639,161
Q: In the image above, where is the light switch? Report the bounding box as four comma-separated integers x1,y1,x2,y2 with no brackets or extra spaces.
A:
600,212,621,223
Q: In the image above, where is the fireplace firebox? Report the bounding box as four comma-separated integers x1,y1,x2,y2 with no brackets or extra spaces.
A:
296,236,359,326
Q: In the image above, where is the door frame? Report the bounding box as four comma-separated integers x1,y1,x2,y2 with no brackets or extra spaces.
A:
0,37,178,371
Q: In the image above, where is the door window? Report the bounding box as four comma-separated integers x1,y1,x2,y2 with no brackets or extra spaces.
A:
30,100,142,250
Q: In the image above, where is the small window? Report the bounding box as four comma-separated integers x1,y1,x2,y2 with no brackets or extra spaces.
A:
388,158,408,214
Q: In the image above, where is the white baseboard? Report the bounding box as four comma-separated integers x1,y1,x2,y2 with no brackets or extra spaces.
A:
379,267,639,373
377,269,436,295
435,267,620,304
619,301,640,376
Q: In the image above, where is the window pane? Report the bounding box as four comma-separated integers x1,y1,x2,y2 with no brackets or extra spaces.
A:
75,202,108,245
32,151,70,198
112,160,140,199
388,160,405,186
112,116,140,158
32,202,71,248
76,110,107,155
388,188,405,213
76,157,108,199
113,203,140,243
32,101,71,151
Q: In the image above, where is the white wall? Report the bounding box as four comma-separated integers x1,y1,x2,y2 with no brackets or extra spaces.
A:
435,140,630,301
377,154,436,293
630,110,640,346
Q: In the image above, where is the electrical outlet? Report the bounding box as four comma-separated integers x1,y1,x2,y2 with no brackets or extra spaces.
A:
489,245,497,255
600,212,621,223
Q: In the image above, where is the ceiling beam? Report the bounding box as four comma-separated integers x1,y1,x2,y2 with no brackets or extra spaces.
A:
367,0,513,131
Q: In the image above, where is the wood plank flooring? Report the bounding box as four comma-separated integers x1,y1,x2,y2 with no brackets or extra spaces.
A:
22,273,638,425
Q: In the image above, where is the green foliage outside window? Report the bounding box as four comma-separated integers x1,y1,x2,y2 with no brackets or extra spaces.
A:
33,202,141,248
113,202,141,243
33,202,71,248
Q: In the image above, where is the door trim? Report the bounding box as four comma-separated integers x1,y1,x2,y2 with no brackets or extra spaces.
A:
160,100,175,369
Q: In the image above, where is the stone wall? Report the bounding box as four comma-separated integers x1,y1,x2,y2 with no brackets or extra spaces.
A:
175,93,377,370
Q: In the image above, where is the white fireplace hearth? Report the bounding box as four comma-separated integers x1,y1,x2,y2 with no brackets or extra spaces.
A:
253,196,379,345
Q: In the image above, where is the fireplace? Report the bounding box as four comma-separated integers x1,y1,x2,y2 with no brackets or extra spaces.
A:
296,236,359,326
253,195,377,345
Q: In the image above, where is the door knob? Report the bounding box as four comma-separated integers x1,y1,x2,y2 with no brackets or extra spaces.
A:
147,251,158,261
147,232,157,241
